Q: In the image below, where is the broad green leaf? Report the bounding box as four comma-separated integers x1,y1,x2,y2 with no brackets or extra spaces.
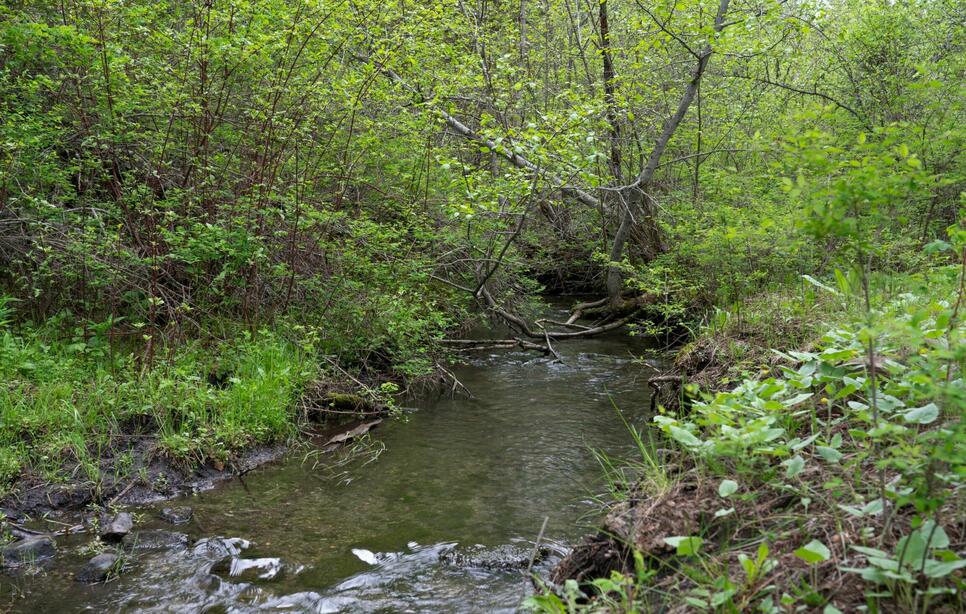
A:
664,536,704,556
902,403,939,424
817,446,842,463
718,479,739,497
896,532,927,569
668,425,703,448
794,539,831,564
783,455,805,478
918,520,950,549
922,558,966,578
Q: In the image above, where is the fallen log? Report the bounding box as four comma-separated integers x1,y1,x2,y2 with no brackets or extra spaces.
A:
479,286,643,340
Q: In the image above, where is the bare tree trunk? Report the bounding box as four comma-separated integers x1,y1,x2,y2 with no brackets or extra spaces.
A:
600,0,622,184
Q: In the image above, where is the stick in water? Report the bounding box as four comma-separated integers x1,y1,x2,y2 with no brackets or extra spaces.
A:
527,516,550,576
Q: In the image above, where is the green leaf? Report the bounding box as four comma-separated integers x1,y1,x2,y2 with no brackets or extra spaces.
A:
664,536,704,556
896,531,927,569
833,268,850,294
802,275,839,295
918,520,950,549
851,545,889,558
817,446,842,463
669,425,703,448
902,403,939,424
718,479,739,498
860,499,885,516
794,539,831,564
790,433,819,450
922,558,966,578
783,455,805,478
784,392,814,407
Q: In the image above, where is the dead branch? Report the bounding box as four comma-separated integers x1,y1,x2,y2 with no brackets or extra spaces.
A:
478,286,642,340
535,318,591,331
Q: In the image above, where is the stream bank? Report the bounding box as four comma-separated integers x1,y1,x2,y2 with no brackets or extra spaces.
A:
543,280,966,613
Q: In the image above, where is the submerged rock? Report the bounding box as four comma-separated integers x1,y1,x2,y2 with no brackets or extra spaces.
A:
76,552,119,583
0,507,24,523
160,506,193,525
1,535,56,567
192,536,250,561
123,530,190,551
100,512,133,543
441,544,549,570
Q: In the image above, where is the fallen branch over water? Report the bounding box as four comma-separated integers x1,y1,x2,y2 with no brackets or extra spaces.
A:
477,287,645,340
440,338,555,353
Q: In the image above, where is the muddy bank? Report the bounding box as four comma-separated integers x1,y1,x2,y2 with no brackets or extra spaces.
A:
1,441,290,520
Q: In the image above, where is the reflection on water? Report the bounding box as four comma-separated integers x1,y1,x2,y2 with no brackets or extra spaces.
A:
2,305,661,613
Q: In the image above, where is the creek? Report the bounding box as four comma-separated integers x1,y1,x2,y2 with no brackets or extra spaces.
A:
3,304,660,612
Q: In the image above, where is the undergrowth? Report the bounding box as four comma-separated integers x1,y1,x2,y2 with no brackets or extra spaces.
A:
528,263,966,613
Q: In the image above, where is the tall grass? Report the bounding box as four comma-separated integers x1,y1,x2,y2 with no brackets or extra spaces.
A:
0,315,316,491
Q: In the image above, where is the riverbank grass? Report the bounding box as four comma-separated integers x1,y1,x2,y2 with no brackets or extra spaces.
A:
0,311,316,495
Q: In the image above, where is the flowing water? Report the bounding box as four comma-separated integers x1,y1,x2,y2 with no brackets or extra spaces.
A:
3,306,661,613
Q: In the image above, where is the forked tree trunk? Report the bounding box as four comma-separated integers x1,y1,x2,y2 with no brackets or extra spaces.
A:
605,0,731,307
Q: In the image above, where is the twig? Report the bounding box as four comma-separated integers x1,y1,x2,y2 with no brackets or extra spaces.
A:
436,362,473,398
108,480,138,506
527,515,550,576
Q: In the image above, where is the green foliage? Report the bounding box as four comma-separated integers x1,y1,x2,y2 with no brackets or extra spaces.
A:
0,316,315,484
0,0,963,608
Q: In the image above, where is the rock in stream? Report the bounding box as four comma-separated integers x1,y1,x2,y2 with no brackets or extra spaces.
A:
160,506,193,525
100,512,133,543
76,552,120,584
1,535,57,568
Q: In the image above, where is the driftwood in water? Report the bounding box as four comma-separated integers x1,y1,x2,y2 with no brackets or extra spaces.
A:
320,419,383,452
477,287,646,341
